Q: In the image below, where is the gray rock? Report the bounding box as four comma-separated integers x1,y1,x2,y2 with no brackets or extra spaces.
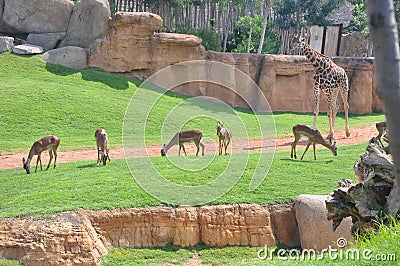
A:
0,36,14,53
59,0,110,48
27,32,66,51
2,0,73,34
41,46,88,70
294,194,354,251
13,44,43,55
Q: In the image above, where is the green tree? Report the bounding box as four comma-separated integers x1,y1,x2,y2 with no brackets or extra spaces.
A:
227,15,280,54
273,0,346,29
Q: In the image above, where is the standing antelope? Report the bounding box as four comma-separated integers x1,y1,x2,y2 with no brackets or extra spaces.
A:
95,128,110,165
161,130,205,156
290,124,337,160
216,121,232,155
375,122,387,147
22,135,60,174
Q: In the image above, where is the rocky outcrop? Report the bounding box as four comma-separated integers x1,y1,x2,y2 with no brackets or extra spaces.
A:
0,0,110,51
59,0,111,48
89,12,205,80
294,195,354,251
0,204,300,265
1,0,73,34
0,211,107,266
41,46,88,70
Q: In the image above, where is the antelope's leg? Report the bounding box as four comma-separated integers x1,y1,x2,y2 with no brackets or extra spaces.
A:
46,150,53,170
301,142,312,160
54,149,58,168
313,143,317,160
36,154,41,172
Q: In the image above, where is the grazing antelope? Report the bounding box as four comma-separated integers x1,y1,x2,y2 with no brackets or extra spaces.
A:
22,136,60,174
375,122,387,147
95,128,110,165
216,121,232,155
290,124,337,160
161,130,205,156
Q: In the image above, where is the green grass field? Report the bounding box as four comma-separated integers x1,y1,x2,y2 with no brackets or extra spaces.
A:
0,52,384,154
0,52,393,265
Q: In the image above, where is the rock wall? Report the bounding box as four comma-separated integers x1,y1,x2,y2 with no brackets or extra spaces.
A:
0,204,298,265
87,11,378,114
89,12,205,80
191,52,378,114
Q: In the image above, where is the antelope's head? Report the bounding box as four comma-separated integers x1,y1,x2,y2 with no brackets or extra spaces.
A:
161,144,166,156
332,142,337,156
22,157,31,174
216,121,223,136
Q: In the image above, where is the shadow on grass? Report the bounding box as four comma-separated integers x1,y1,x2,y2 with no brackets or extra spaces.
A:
76,163,98,169
44,62,142,90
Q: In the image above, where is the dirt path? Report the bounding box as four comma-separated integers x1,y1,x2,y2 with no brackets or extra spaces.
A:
0,125,377,170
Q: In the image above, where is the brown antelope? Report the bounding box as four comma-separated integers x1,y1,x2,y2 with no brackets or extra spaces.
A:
375,122,387,147
22,136,60,174
290,124,337,160
95,128,110,165
161,130,205,156
216,121,232,155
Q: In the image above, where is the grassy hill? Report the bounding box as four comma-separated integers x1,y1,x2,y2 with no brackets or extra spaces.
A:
0,52,384,154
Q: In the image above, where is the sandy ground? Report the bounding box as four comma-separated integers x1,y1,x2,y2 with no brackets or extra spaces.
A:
1,125,377,170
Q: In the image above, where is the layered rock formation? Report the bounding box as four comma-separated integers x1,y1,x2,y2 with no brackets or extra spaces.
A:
0,204,298,265
89,12,205,80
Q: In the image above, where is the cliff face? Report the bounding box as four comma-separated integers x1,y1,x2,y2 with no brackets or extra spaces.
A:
0,204,297,265
89,12,205,80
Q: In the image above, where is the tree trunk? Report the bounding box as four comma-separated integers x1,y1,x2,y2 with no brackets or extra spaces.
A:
366,0,400,216
247,22,253,53
257,2,270,54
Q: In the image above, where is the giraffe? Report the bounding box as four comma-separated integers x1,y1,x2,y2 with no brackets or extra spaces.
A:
292,34,351,143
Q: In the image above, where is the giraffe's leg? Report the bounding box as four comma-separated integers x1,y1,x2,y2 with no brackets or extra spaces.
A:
313,84,321,128
341,84,351,137
330,93,340,144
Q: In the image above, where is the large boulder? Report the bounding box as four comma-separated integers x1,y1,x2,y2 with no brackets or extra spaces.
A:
0,36,13,53
294,194,354,251
41,46,88,70
89,12,205,80
1,0,73,34
27,32,66,51
59,0,111,48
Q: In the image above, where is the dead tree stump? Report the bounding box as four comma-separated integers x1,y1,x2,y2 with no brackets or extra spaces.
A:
325,142,395,235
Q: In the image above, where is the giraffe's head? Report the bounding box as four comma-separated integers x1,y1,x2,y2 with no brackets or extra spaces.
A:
290,32,307,54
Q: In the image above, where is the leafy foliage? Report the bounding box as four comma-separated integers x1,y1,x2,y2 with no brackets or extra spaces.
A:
346,2,368,34
273,0,346,29
227,15,280,54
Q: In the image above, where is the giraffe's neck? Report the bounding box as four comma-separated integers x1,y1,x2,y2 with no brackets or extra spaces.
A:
301,42,328,70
